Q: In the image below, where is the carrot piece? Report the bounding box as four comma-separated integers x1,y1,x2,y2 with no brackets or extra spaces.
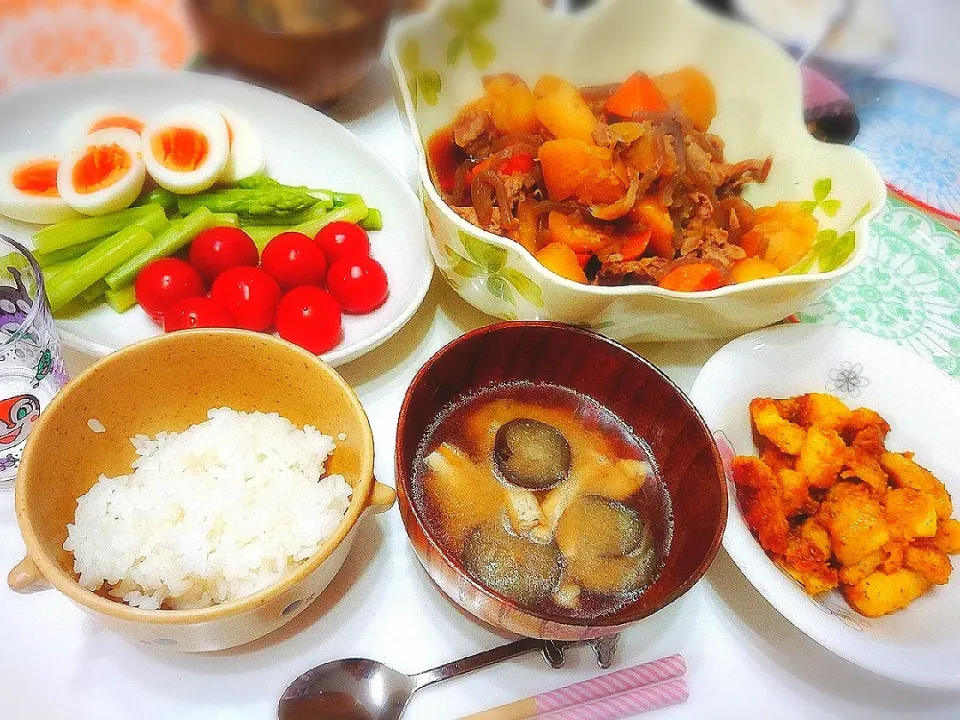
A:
536,242,589,283
731,257,781,284
658,262,723,292
499,152,535,176
605,72,669,118
618,230,651,261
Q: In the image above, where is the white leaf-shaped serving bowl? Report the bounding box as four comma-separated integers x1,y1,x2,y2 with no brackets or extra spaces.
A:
388,0,886,342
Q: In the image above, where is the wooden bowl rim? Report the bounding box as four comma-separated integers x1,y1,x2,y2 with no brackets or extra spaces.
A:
15,329,376,625
395,321,728,629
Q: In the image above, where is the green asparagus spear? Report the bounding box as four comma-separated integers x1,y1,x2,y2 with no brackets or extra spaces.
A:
46,226,154,312
211,213,241,228
80,280,107,304
359,207,383,232
104,207,217,289
34,204,162,253
105,284,137,313
134,187,178,215
176,186,327,220
34,237,104,268
244,200,369,250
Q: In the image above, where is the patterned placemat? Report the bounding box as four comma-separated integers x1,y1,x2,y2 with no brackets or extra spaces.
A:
0,0,196,92
847,77,960,227
797,194,960,377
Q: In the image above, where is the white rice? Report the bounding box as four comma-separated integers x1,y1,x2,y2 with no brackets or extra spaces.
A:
64,408,352,610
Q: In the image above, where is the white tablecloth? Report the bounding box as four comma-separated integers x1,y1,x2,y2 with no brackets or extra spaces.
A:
2,1,958,717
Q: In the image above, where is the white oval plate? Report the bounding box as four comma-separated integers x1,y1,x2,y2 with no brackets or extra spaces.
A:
690,324,960,688
0,70,434,367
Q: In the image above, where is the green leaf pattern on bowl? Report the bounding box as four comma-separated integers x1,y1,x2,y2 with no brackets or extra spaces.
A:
444,0,499,70
788,178,872,275
797,196,960,376
400,38,442,108
442,229,544,311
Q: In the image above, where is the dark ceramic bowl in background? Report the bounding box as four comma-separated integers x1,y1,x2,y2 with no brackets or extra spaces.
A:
395,322,727,640
187,0,394,106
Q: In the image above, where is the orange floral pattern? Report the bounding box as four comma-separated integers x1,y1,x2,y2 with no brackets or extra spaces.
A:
0,0,195,91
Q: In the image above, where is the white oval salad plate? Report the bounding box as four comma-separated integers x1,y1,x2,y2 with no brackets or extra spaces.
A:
690,323,960,688
0,70,434,367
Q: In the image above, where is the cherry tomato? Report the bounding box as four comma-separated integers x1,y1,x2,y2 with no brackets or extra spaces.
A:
210,266,281,331
326,255,389,314
188,226,259,283
135,258,205,323
260,232,328,291
164,296,236,333
315,221,370,263
275,286,342,355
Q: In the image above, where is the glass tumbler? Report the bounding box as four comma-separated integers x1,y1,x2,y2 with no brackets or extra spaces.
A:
0,234,68,486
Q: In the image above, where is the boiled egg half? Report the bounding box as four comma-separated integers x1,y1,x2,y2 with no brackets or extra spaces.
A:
0,153,79,225
57,128,147,216
142,105,229,194
207,105,266,184
60,106,147,147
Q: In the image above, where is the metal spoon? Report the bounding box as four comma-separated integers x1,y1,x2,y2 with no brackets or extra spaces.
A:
279,635,619,720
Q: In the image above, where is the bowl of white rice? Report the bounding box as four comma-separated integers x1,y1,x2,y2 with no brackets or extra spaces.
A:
7,329,394,652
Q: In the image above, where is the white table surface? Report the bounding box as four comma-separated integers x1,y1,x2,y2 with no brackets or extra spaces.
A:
3,2,959,717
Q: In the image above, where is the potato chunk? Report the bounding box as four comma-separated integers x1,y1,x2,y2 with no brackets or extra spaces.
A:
818,482,890,567
843,569,930,618
880,452,953,520
796,425,847,490
904,544,952,586
884,487,938,540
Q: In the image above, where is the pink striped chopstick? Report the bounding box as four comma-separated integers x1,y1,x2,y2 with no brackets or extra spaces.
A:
536,678,689,720
459,654,686,720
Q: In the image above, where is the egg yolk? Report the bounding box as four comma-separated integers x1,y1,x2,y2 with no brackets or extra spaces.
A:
12,160,60,197
89,115,145,135
151,127,209,172
71,144,132,195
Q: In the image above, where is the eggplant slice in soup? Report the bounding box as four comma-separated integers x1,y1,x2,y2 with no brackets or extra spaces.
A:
493,418,572,490
462,516,562,605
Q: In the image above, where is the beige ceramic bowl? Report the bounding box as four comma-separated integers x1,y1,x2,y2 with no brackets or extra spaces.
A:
388,0,887,341
7,330,394,652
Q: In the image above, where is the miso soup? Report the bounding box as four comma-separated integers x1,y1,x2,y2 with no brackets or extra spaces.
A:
412,382,672,620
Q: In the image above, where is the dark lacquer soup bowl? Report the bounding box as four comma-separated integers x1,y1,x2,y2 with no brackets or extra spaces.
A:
395,322,727,640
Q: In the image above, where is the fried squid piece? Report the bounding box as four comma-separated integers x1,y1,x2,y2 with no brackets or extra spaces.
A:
935,518,960,555
731,455,789,554
841,446,889,496
817,482,891,567
779,519,838,595
841,407,890,454
880,452,953,520
749,397,805,455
